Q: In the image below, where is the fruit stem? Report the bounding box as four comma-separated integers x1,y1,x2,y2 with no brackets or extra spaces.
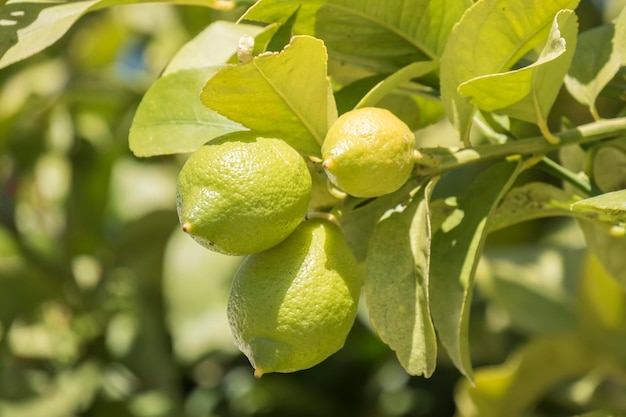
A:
414,117,626,178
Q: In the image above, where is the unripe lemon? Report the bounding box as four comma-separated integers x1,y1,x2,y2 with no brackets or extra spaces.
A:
227,219,362,377
177,131,311,255
322,107,416,198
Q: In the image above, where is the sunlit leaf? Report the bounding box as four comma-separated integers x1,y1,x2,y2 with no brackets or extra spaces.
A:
200,35,334,157
163,21,264,75
440,0,580,143
571,189,626,225
565,6,626,120
0,0,235,70
129,67,245,157
365,180,437,377
429,161,521,380
242,0,472,71
579,220,626,290
454,334,598,417
458,10,578,143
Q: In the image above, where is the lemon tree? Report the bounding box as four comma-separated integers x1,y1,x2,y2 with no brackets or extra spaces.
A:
176,131,311,255
4,0,626,415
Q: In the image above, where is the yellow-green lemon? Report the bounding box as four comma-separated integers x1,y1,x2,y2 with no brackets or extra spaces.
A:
176,131,311,255
227,219,362,377
322,107,416,198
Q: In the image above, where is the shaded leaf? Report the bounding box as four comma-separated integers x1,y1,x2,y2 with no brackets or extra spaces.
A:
565,6,626,119
356,61,440,109
454,334,598,417
591,142,626,193
129,67,245,157
0,0,234,70
365,180,437,377
579,219,626,290
429,161,521,380
200,35,334,157
440,0,580,143
489,182,580,231
458,10,579,143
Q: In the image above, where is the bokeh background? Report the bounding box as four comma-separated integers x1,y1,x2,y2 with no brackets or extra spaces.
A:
1,1,626,416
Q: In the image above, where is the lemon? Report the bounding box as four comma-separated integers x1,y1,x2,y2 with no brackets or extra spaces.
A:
176,131,311,255
227,219,362,377
322,107,416,198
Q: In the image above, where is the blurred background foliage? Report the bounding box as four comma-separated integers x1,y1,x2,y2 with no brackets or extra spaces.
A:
1,1,626,416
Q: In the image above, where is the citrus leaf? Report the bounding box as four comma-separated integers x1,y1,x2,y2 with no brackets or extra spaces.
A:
242,0,472,72
365,180,437,377
440,0,580,144
429,161,521,380
571,189,626,225
200,35,334,157
489,182,580,231
565,6,626,120
163,21,264,75
579,220,626,290
591,142,626,193
356,61,440,109
458,10,579,144
0,0,234,70
454,334,598,417
129,67,244,157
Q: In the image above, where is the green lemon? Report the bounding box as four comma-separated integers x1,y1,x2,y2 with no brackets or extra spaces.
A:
176,131,312,255
322,107,416,198
227,219,362,377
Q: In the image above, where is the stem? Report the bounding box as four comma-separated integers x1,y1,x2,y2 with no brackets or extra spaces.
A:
537,157,591,195
415,117,626,177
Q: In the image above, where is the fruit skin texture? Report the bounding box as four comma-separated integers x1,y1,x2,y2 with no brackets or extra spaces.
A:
322,107,416,198
227,219,362,376
176,131,312,256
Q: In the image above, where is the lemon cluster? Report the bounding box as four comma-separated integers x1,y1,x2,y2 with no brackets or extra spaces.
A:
175,107,415,376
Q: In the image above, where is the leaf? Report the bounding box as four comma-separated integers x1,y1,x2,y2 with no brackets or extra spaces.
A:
571,189,626,225
356,61,440,109
0,0,234,70
242,0,472,72
429,161,521,380
578,220,626,290
200,35,334,157
129,67,245,157
565,6,626,120
578,255,626,366
458,10,579,144
162,21,264,75
590,142,626,193
454,334,598,417
365,180,437,377
440,0,580,144
489,182,581,231
575,411,626,417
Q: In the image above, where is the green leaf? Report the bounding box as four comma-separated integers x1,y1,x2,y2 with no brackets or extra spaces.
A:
0,0,234,70
454,334,598,417
571,189,626,225
162,21,264,75
575,411,626,417
578,255,626,366
579,220,626,290
242,0,472,71
365,180,437,377
458,10,579,144
356,61,440,109
429,161,521,380
565,6,626,120
200,35,335,157
440,0,580,143
590,142,626,193
489,182,580,231
129,67,244,157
